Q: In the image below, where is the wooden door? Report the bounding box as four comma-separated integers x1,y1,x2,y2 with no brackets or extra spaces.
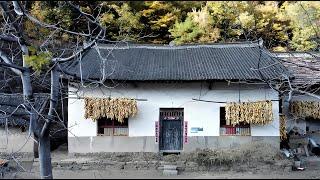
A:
159,108,183,152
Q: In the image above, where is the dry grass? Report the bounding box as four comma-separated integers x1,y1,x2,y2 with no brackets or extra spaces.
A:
192,142,283,167
71,142,287,169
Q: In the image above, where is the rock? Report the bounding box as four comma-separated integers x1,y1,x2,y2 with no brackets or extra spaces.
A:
7,161,16,168
186,162,198,167
118,163,125,170
81,165,90,170
139,161,148,166
150,160,158,164
198,166,207,171
103,161,116,166
274,162,285,167
163,165,177,170
284,166,292,172
177,166,185,171
160,161,170,166
69,165,81,170
163,169,178,176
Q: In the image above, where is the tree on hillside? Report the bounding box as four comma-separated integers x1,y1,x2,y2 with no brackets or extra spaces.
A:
168,1,319,51
13,1,319,50
98,1,205,43
281,1,320,51
169,4,220,45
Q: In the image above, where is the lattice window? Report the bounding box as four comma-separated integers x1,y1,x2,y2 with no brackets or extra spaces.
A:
97,118,128,136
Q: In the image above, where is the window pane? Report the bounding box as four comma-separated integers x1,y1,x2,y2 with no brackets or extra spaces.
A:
114,128,129,136
104,128,113,136
220,107,226,127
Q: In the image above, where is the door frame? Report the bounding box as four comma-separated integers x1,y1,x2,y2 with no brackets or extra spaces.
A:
159,108,184,152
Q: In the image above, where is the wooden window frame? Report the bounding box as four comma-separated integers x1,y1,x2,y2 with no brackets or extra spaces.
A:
97,118,129,136
219,106,251,136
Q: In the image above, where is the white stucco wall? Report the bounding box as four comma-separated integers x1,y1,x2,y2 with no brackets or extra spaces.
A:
68,82,280,138
0,128,33,153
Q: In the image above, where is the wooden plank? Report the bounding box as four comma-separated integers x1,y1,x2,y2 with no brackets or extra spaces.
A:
161,120,183,150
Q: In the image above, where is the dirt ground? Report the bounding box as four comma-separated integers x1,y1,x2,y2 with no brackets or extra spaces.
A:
2,166,320,179
2,143,320,179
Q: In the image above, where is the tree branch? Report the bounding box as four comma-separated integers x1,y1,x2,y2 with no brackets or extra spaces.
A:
0,34,19,42
66,1,106,32
0,50,23,75
53,30,103,62
0,61,26,72
12,1,23,16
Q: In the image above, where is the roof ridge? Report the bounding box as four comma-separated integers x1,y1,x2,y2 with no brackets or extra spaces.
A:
0,93,50,97
96,41,261,50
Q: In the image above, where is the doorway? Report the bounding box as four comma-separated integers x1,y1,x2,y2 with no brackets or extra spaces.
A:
159,108,184,152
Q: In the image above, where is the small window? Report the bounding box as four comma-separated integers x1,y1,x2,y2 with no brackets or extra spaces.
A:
97,118,128,136
219,106,251,136
220,107,226,126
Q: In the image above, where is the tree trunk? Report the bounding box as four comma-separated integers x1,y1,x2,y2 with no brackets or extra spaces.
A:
33,134,39,158
38,134,52,179
20,50,54,179
38,66,60,179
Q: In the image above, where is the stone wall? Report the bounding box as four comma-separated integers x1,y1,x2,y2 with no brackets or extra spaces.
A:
68,136,279,153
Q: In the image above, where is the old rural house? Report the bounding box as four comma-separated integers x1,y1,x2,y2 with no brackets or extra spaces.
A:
0,93,49,153
274,52,320,152
62,41,288,153
0,93,68,153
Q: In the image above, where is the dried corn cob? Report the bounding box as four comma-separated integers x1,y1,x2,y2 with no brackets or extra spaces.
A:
84,97,138,122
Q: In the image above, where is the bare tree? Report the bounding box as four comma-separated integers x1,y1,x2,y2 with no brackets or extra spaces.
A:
0,1,114,179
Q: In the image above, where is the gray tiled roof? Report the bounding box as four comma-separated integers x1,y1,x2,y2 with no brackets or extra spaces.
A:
273,52,320,85
62,42,288,81
0,93,49,127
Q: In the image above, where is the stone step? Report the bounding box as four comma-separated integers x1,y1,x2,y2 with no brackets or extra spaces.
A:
163,169,178,176
158,165,177,170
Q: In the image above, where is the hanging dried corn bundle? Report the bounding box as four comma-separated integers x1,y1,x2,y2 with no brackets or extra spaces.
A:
225,100,273,126
92,98,102,121
246,102,253,124
290,101,320,119
317,102,320,119
84,97,138,123
226,102,240,126
239,102,246,125
84,98,91,119
265,100,273,125
279,114,287,140
225,103,231,125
